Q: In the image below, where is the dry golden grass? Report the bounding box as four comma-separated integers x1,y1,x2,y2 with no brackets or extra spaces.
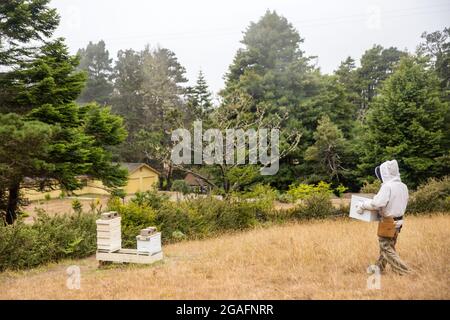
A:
0,214,449,299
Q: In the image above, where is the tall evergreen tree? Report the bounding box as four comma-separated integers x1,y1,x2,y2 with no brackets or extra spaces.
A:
304,115,351,183
360,56,449,187
418,27,450,102
186,70,213,120
0,0,59,66
76,40,113,105
0,21,127,223
111,48,144,141
111,45,188,188
220,10,317,189
356,45,406,116
222,10,317,114
335,56,361,112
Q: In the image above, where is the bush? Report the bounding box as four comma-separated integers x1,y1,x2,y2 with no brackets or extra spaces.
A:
333,184,348,197
0,210,97,271
239,184,277,211
156,197,260,242
108,197,158,248
276,193,292,203
71,199,82,214
407,176,450,214
110,193,269,244
292,193,336,220
130,190,169,210
286,181,334,202
171,180,191,195
360,180,381,193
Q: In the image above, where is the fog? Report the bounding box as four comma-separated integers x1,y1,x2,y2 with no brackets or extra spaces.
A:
50,0,450,94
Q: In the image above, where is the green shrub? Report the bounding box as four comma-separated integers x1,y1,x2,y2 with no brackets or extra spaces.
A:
276,193,292,203
131,190,169,210
292,193,336,220
407,176,450,214
156,196,260,242
155,202,192,242
71,199,82,214
360,180,381,193
0,210,97,271
108,197,157,248
171,180,191,195
333,184,348,197
239,184,277,212
286,181,334,202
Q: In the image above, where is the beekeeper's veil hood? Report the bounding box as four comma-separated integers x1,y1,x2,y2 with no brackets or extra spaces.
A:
379,160,401,183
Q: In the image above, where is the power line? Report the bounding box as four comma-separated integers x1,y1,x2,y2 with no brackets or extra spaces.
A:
65,3,450,47
96,8,450,46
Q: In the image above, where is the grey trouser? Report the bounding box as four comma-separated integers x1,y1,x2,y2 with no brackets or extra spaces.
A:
376,227,410,275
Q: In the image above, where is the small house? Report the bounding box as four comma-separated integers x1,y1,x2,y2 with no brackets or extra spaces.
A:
184,173,212,194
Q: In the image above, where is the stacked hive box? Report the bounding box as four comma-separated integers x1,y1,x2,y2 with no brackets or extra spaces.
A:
136,227,161,254
96,211,121,252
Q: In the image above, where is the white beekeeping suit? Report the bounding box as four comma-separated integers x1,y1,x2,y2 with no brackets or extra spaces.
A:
360,160,409,227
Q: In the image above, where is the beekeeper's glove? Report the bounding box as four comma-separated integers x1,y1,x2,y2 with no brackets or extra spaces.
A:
356,204,364,214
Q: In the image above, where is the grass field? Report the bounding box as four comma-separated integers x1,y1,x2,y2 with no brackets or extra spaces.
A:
0,214,448,299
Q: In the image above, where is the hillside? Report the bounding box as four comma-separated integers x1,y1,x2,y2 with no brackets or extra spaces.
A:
0,214,448,299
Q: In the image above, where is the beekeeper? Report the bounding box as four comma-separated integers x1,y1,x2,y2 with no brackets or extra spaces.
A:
357,159,411,275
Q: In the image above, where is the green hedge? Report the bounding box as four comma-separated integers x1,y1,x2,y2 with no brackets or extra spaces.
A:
291,193,342,220
109,190,341,245
109,192,267,244
407,176,450,214
0,211,97,272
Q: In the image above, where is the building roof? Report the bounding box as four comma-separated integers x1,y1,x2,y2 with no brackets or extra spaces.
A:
121,162,160,175
184,173,211,187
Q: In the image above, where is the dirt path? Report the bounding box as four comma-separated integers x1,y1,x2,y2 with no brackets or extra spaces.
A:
1,214,448,299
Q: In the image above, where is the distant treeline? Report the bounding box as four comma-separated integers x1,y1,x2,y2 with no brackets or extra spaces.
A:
75,11,449,192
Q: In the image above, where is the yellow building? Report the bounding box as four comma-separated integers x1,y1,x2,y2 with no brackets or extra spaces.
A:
23,163,160,201
119,163,160,194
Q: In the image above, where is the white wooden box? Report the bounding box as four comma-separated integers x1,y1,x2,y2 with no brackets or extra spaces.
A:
136,232,161,254
97,241,122,252
349,195,380,222
96,215,121,252
96,217,121,228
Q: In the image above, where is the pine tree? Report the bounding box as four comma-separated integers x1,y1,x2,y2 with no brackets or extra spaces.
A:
222,10,317,114
0,0,59,66
304,115,351,183
0,38,127,224
76,40,114,105
360,56,449,187
220,11,317,189
356,45,406,115
335,56,361,112
418,27,450,102
187,70,213,120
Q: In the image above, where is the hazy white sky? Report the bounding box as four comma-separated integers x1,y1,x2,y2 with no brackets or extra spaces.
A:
50,0,450,94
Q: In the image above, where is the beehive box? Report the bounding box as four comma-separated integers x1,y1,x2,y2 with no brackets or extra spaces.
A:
136,232,161,254
96,211,121,252
349,195,380,222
